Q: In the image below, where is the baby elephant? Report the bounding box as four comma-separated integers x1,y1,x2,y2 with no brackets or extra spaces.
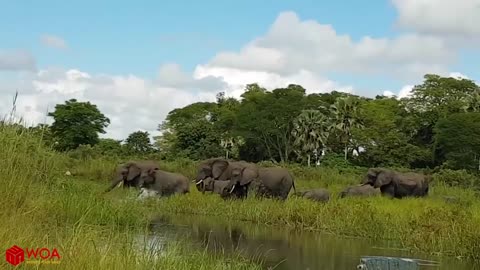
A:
201,177,230,195
294,188,330,203
139,167,190,197
339,184,380,198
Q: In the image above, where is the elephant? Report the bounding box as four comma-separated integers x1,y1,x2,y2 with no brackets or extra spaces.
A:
362,168,430,199
138,167,190,197
199,177,230,195
293,188,330,203
197,177,243,199
104,160,159,192
339,184,381,198
194,158,258,198
225,166,296,200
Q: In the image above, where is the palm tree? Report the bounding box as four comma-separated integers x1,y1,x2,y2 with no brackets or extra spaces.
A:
330,96,364,160
292,109,332,166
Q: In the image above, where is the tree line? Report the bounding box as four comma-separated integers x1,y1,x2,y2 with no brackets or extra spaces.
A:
8,73,480,173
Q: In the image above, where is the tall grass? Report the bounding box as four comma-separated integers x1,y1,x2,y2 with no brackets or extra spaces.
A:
3,121,480,266
0,124,262,269
63,143,480,260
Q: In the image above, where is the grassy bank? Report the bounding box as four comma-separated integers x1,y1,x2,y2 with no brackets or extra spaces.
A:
0,125,262,269
74,157,480,261
3,124,480,267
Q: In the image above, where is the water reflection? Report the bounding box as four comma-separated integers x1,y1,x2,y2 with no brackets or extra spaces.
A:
145,214,477,270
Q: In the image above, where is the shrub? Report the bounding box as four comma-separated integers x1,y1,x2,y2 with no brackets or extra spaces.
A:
433,169,479,189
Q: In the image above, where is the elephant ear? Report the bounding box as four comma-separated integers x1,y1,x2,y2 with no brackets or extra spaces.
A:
126,163,141,181
212,160,229,179
239,167,257,186
375,170,392,188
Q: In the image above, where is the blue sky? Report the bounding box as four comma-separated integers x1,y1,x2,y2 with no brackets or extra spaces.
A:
0,0,478,139
1,0,396,75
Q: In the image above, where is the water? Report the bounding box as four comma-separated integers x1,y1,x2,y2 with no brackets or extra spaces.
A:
142,214,477,270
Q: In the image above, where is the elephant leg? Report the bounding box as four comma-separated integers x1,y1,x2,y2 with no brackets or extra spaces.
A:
380,184,396,198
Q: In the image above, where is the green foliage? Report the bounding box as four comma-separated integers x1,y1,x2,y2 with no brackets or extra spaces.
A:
292,109,331,166
352,97,422,167
0,124,262,270
434,112,480,171
124,130,155,154
236,84,308,162
433,169,480,189
48,99,110,151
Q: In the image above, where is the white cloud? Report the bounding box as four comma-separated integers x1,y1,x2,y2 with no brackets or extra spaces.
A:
448,72,469,80
0,68,219,140
392,0,480,39
194,66,353,98
157,63,226,91
0,50,36,71
40,34,68,50
204,11,454,80
383,90,396,97
2,10,477,140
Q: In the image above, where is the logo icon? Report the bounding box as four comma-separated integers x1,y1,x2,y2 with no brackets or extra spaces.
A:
6,245,24,266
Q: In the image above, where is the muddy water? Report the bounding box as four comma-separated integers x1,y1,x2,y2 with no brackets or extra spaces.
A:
143,214,477,270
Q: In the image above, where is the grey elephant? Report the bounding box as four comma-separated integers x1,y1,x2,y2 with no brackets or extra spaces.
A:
199,177,230,195
194,158,258,199
138,167,190,197
225,166,296,200
104,160,159,192
362,168,430,199
339,184,381,198
293,188,330,203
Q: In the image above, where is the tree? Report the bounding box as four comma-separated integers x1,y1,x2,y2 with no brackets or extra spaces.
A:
434,112,480,171
401,74,480,167
93,138,124,156
330,96,364,160
48,99,110,151
155,102,224,160
352,97,422,167
236,84,306,162
125,131,153,154
292,109,331,166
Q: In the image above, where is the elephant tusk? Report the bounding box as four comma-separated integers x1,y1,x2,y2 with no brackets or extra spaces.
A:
196,179,203,185
229,185,235,193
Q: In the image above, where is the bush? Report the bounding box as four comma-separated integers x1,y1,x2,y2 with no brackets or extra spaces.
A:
433,169,480,189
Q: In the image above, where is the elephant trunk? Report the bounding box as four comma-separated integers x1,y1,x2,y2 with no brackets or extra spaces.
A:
104,177,123,193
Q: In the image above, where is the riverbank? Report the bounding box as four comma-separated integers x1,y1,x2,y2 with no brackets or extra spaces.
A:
0,126,263,269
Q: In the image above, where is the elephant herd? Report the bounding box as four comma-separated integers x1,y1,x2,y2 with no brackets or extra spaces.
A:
103,158,431,203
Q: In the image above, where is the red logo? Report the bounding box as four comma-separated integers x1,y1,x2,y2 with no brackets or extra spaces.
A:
5,245,61,266
6,245,24,266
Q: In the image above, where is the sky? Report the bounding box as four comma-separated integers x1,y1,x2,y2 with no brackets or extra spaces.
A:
1,0,479,140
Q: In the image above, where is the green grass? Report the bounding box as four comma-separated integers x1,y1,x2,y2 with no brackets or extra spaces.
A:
2,123,480,269
0,124,262,269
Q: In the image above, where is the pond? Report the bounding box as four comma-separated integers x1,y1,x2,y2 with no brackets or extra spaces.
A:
141,214,478,270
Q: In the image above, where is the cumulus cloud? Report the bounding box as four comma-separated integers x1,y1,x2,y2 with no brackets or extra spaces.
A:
157,63,227,91
0,68,218,140
2,10,476,140
0,50,37,71
392,0,480,39
194,66,353,98
40,34,68,50
203,11,454,80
